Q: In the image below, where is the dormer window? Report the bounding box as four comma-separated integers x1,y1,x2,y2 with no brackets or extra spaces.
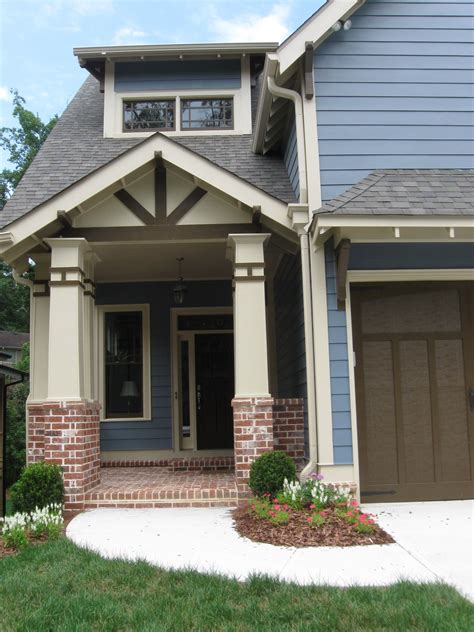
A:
123,99,175,131
181,98,233,130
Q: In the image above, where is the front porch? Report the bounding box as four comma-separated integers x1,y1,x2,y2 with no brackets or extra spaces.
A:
85,465,239,509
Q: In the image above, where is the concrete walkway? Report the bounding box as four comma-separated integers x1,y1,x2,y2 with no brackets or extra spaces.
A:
66,500,473,600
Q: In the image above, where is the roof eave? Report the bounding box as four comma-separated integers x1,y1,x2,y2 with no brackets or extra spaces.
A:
74,42,278,63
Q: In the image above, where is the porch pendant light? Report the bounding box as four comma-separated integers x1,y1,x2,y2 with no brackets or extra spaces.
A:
173,257,187,305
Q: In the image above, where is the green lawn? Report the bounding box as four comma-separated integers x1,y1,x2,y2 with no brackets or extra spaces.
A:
0,539,472,632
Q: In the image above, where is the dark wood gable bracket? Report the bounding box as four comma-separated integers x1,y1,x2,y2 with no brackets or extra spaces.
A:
154,152,167,221
114,153,208,226
336,239,351,310
304,42,314,100
114,189,155,225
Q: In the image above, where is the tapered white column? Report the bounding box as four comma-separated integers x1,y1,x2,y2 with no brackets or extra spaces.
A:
44,238,91,400
226,234,271,397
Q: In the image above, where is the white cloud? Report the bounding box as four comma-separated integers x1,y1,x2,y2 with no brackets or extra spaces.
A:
210,3,291,43
112,27,148,46
70,0,115,16
0,86,11,102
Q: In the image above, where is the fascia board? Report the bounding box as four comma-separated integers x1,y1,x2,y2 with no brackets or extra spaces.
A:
74,42,278,61
314,214,474,230
278,0,363,76
252,53,279,154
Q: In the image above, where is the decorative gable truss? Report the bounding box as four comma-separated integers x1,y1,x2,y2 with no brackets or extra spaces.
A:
0,132,300,267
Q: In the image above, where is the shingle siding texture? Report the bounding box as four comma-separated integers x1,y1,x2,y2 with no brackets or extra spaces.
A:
314,0,474,202
282,112,300,199
317,169,474,215
1,75,294,229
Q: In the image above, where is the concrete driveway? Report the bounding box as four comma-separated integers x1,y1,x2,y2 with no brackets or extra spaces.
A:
66,500,473,600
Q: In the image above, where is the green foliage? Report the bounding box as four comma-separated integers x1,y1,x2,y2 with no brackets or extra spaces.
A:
5,343,29,488
10,462,64,514
248,450,296,497
0,261,30,332
0,90,57,207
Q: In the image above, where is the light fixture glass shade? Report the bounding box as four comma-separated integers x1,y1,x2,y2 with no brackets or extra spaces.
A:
173,257,187,305
343,19,352,31
120,380,139,397
332,21,342,32
173,281,187,305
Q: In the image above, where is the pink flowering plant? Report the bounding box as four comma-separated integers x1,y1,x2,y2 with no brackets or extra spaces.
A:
307,509,328,529
336,499,377,534
248,496,289,526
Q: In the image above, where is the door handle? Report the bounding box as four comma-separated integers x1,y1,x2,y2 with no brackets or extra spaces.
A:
469,387,474,412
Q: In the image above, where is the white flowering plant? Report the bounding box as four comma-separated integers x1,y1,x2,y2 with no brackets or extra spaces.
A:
1,503,64,550
276,474,352,510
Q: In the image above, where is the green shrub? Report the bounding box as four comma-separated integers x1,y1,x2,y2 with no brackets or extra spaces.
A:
248,451,296,497
10,462,64,514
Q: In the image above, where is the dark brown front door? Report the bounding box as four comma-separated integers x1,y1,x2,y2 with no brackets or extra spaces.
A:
195,333,234,450
352,282,474,503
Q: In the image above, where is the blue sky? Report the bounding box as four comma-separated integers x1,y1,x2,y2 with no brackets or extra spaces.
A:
0,0,323,168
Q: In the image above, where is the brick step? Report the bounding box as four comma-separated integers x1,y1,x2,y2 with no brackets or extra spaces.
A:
83,498,238,509
101,456,235,473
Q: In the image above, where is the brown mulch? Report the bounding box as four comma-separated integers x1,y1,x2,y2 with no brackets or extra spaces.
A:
233,506,394,548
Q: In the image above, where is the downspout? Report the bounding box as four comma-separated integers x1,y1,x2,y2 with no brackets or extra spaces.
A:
267,77,308,205
267,77,319,478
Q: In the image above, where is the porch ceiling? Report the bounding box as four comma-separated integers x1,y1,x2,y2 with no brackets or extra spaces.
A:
94,241,232,282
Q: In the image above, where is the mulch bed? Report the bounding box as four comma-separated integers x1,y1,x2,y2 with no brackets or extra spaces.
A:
233,506,394,548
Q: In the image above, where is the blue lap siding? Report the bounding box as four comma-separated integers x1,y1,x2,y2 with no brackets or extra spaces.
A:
325,240,353,464
96,280,232,452
314,0,474,202
273,253,308,453
115,59,242,92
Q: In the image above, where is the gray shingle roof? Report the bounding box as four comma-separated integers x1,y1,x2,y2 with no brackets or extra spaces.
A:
0,330,29,349
0,76,294,229
316,170,474,216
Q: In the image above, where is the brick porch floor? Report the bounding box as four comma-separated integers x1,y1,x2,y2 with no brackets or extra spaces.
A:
84,467,239,509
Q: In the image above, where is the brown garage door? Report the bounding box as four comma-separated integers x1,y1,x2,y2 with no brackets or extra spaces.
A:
352,282,474,503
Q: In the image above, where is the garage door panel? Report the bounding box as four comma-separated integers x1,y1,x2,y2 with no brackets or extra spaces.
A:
435,339,471,482
361,289,461,334
353,282,473,503
362,341,398,485
399,340,435,484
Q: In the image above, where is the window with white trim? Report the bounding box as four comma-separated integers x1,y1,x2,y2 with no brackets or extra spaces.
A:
99,305,151,421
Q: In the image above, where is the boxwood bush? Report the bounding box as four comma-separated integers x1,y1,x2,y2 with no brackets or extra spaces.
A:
10,461,64,514
248,450,296,497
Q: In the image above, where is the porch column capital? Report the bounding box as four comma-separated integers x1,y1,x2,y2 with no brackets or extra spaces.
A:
226,233,270,265
227,232,271,398
46,238,91,401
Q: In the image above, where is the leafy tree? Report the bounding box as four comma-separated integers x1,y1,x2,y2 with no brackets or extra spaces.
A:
5,343,29,488
0,261,30,332
0,90,58,208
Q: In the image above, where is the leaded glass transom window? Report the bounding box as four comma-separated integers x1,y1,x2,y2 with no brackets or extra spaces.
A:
123,100,175,131
180,98,233,129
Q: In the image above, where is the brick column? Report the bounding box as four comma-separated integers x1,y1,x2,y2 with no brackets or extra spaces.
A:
273,398,305,469
28,400,100,511
232,397,274,496
227,234,274,498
